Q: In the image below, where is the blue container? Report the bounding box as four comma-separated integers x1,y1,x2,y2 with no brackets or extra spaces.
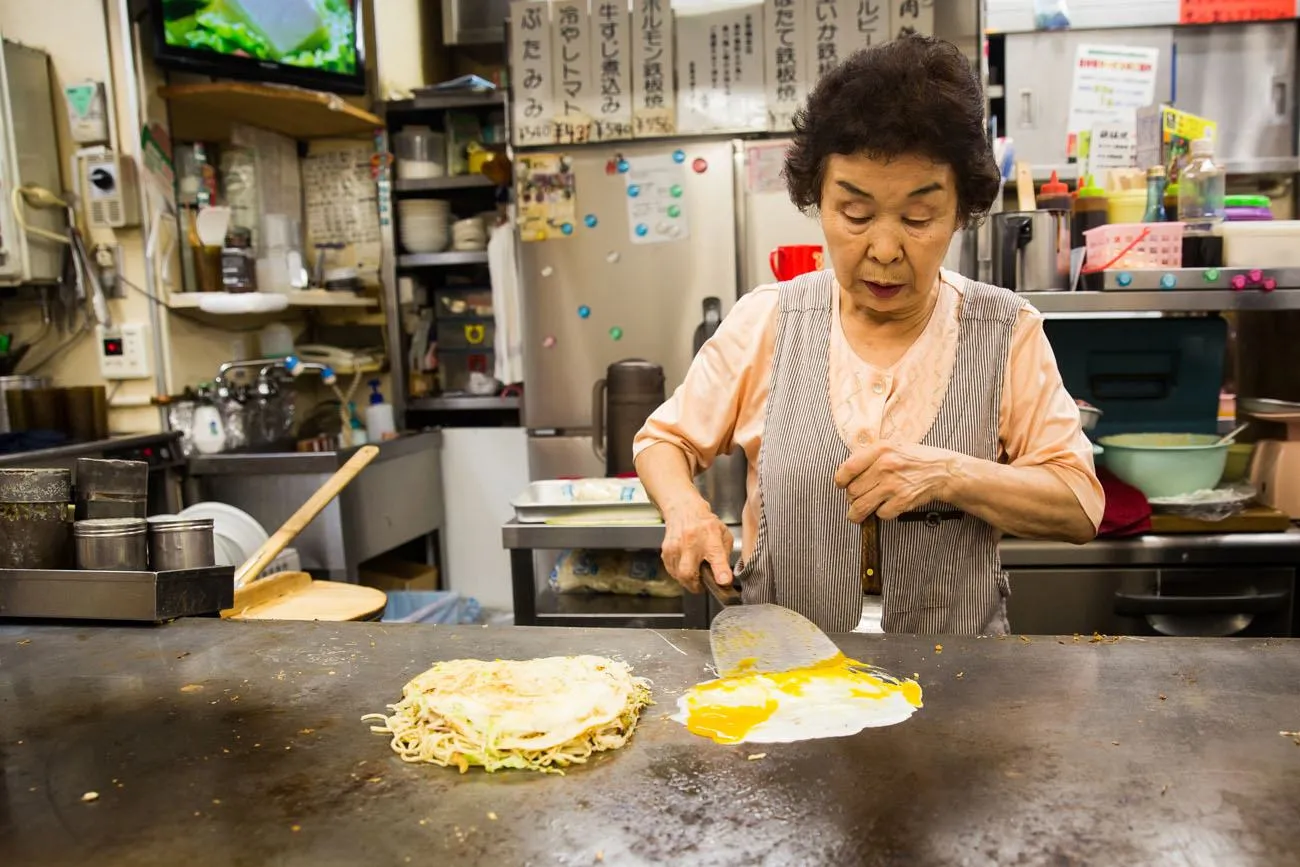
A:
382,591,483,624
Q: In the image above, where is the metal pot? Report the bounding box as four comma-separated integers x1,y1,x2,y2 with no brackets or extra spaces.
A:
0,375,47,433
992,210,1071,291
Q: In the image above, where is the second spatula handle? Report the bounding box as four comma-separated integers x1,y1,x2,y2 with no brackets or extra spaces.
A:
700,562,742,607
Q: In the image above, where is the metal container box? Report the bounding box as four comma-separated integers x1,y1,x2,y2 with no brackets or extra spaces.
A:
74,517,148,571
75,457,148,520
148,517,216,572
0,467,71,569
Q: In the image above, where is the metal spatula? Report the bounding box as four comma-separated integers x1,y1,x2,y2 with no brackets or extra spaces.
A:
700,564,842,678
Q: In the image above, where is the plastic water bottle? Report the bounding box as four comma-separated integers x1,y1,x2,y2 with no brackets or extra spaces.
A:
1178,138,1226,233
364,380,397,442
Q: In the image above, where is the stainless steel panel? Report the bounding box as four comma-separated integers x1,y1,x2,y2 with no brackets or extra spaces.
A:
519,139,739,430
1004,28,1174,172
1173,22,1297,165
442,0,510,45
739,139,825,295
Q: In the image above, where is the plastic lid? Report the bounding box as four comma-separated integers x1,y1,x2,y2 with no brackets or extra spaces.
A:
368,378,385,405
1146,165,1167,178
1039,170,1069,197
1224,195,1271,209
1076,174,1105,198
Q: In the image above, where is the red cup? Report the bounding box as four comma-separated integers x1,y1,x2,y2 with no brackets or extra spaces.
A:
769,245,824,281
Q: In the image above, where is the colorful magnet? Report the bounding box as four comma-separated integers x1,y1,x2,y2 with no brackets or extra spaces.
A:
606,251,621,264
670,184,683,198
692,157,708,174
584,214,598,228
627,184,641,197
561,222,574,235
635,224,649,237
605,159,619,176
617,158,630,173
541,266,554,277
667,205,681,218
672,149,686,163
609,326,624,341
578,305,591,319
543,335,557,349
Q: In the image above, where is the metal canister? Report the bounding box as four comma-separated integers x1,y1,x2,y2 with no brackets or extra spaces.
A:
0,468,72,569
74,518,148,571
75,458,148,520
147,517,216,572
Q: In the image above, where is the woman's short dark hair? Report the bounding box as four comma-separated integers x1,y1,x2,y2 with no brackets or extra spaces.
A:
783,36,1000,226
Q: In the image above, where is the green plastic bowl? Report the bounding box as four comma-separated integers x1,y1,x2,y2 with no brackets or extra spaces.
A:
1097,433,1228,499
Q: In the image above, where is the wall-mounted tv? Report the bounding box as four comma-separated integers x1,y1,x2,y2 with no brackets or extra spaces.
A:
150,0,367,95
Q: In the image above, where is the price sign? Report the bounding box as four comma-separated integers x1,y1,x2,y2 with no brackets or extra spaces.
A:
1180,0,1296,23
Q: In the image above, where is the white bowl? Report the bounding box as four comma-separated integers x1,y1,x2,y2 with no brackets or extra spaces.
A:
402,234,449,254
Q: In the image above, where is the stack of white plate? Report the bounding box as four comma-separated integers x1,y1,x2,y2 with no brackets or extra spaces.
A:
451,216,487,251
399,200,450,253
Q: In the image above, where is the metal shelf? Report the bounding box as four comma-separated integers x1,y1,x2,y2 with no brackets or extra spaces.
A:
394,175,495,193
407,395,519,411
397,251,489,268
1022,289,1300,314
385,91,504,114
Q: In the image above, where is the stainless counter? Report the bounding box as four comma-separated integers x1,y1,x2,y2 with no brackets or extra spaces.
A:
188,431,444,580
0,432,184,514
3,620,1300,865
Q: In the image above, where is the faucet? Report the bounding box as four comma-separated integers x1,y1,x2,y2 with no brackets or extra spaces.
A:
214,357,338,390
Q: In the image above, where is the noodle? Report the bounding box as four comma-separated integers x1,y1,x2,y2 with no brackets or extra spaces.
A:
362,656,652,775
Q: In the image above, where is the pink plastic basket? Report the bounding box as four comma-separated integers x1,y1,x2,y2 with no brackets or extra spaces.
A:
1084,222,1184,272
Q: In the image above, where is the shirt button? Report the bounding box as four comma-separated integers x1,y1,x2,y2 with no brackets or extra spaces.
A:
857,432,869,445
871,381,885,395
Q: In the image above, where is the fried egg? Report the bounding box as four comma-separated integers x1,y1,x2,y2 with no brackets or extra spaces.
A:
671,655,922,744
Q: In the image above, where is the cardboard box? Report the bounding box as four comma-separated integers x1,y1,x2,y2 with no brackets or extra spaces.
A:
360,556,440,592
1136,105,1218,181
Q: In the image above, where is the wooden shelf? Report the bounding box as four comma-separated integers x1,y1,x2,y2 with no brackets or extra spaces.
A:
167,291,379,311
159,82,381,141
394,175,495,193
385,91,504,114
398,251,489,268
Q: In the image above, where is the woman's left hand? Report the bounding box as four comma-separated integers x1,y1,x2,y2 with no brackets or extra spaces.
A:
834,441,961,522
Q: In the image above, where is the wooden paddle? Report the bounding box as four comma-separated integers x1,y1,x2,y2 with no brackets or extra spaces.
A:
222,570,387,621
234,445,380,588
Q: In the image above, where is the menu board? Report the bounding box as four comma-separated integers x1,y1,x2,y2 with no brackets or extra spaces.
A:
510,0,558,146
1179,0,1296,23
591,1,633,141
551,1,597,144
675,3,767,134
632,0,676,137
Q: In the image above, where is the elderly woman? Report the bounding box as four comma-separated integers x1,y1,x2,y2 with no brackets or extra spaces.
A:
633,36,1103,636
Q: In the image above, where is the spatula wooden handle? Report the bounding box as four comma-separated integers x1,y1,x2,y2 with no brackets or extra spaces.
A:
700,562,742,607
234,445,381,587
861,517,882,595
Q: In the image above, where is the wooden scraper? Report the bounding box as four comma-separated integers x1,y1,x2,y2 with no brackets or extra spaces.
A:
700,564,842,678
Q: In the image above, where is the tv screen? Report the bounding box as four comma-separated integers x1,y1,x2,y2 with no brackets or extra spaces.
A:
153,0,366,95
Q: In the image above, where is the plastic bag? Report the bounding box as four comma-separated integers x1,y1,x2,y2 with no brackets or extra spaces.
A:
1148,484,1255,522
1032,0,1071,30
549,549,682,598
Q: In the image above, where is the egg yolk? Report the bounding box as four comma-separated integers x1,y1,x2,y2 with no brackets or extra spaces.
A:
680,654,923,744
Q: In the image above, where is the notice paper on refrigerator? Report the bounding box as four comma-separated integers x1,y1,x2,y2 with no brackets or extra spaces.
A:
1065,44,1159,158
510,0,558,146
551,1,597,144
675,4,767,134
516,153,578,243
625,153,690,245
632,0,676,137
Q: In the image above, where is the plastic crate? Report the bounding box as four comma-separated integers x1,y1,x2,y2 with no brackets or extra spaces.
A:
1084,222,1184,271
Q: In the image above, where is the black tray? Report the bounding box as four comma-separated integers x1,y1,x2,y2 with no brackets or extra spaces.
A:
0,566,234,622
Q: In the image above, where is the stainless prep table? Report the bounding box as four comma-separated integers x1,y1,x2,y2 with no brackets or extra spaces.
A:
502,521,1300,634
3,619,1300,865
186,431,444,581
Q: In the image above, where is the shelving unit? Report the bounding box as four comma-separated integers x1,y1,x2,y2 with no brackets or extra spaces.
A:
394,175,495,193
408,395,520,412
158,82,381,141
166,291,379,310
397,251,490,268
1022,269,1300,314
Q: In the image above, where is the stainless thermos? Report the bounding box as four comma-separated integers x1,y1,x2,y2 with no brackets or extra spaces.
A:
592,359,665,477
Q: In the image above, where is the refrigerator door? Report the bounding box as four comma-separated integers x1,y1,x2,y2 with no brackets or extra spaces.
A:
738,140,826,294
519,138,739,431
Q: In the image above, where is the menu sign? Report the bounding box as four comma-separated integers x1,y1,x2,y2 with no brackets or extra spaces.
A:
510,0,557,146
893,0,935,37
764,0,806,131
592,1,633,141
632,0,676,137
551,1,596,145
1180,0,1296,23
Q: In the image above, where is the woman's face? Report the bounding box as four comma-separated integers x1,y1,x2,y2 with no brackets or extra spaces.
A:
818,152,959,319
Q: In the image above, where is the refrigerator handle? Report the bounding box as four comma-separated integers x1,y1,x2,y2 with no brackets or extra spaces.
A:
591,378,607,463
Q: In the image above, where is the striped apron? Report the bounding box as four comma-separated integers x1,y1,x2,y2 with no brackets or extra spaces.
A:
735,269,1021,635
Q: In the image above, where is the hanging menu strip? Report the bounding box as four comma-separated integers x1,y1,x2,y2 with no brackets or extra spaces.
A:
764,0,807,131
592,1,633,141
892,0,936,38
1179,0,1295,22
632,0,676,137
675,4,767,134
510,0,558,146
551,1,597,145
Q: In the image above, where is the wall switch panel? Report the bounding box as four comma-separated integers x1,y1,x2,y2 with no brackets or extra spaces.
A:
96,323,151,380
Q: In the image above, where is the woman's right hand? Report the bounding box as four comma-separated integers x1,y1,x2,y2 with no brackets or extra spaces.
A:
660,498,735,594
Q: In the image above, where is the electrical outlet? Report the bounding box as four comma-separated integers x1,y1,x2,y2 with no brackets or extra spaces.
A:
96,323,151,380
92,243,123,299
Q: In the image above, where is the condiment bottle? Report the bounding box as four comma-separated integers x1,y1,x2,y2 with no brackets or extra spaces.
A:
1037,170,1072,211
1163,182,1180,222
1142,166,1168,223
1179,137,1226,267
1071,175,1108,249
